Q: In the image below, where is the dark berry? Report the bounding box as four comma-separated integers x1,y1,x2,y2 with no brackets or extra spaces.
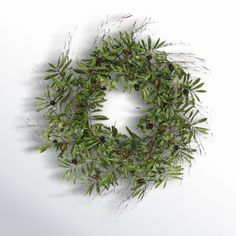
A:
134,83,140,91
99,86,107,90
50,100,56,105
137,178,145,184
80,104,86,108
75,104,82,109
168,63,174,72
74,103,85,110
173,145,179,151
96,58,104,65
71,158,78,165
56,88,64,92
158,167,165,174
99,136,106,143
124,48,131,54
130,64,135,68
52,139,58,144
92,174,100,180
71,103,79,110
146,123,153,129
183,89,189,96
146,55,152,60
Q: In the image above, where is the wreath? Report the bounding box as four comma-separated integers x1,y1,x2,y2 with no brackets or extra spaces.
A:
36,30,208,199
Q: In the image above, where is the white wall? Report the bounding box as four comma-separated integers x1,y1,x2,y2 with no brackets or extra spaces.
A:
1,0,236,236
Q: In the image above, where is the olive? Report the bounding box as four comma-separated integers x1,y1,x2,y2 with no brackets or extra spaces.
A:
168,63,174,72
134,84,140,91
50,100,56,105
183,89,189,96
71,158,78,165
99,86,107,90
99,136,106,143
173,145,179,151
137,178,145,184
146,123,154,129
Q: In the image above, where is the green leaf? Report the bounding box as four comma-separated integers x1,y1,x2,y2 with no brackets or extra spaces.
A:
126,126,140,139
46,69,57,73
96,183,101,194
91,115,109,120
71,144,78,157
141,87,150,103
61,59,72,72
192,118,207,125
132,187,143,198
195,126,209,134
58,55,68,69
36,105,49,112
111,126,118,137
74,69,86,74
155,179,164,188
100,173,113,187
35,97,45,101
192,82,204,90
192,78,200,86
147,36,152,50
86,141,99,149
86,184,94,195
141,39,146,50
120,76,127,91
48,63,57,69
44,73,58,80
152,38,160,49
39,145,50,153
155,40,166,49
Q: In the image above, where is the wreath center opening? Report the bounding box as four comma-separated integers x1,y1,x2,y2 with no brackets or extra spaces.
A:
91,84,147,135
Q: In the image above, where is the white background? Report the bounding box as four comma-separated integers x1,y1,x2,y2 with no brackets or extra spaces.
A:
1,0,236,236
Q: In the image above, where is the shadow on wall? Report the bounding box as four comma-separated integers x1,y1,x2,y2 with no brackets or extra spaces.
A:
19,15,149,208
19,29,71,182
